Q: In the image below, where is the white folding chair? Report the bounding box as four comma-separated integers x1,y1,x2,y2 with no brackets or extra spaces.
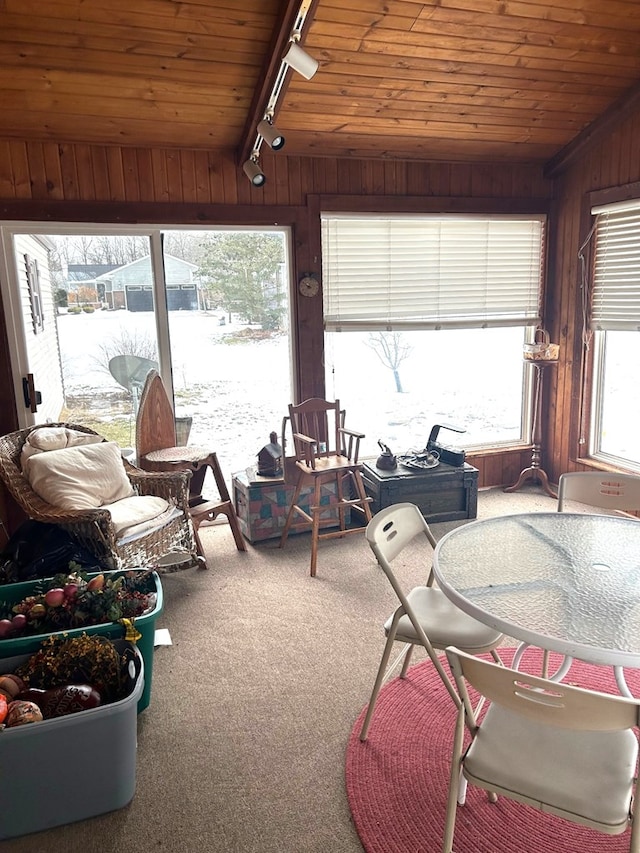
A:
557,471,640,514
359,503,503,741
552,470,640,688
443,646,640,853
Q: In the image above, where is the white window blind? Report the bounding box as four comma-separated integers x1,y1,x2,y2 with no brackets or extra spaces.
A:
591,199,640,331
321,214,545,331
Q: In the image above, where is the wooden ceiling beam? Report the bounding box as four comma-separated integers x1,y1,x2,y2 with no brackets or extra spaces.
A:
237,0,320,170
545,78,640,178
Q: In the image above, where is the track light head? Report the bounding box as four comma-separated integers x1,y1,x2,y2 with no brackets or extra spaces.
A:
243,155,266,187
282,39,318,80
258,117,285,151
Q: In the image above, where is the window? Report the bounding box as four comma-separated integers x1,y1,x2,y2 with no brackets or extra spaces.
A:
588,198,640,469
321,214,546,459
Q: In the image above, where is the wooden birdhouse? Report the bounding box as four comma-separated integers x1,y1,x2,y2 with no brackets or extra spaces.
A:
257,431,283,477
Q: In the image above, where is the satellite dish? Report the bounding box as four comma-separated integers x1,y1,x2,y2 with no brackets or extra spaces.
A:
109,355,159,412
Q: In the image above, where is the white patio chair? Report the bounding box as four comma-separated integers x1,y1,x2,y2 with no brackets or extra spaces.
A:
442,646,640,853
359,502,503,741
548,470,640,687
557,471,640,515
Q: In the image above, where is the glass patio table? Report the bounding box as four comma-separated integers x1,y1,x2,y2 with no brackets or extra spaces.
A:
432,512,640,694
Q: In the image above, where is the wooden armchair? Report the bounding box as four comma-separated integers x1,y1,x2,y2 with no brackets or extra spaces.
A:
0,423,199,571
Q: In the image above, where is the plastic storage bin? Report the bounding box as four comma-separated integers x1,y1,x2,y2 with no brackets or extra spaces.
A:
0,569,162,712
0,644,143,840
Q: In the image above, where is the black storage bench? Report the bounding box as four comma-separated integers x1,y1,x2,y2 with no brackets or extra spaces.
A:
361,460,478,524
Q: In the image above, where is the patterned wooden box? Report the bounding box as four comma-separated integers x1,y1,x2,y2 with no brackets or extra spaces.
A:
232,470,349,544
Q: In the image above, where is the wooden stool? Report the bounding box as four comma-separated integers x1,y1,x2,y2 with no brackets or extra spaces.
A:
142,445,247,567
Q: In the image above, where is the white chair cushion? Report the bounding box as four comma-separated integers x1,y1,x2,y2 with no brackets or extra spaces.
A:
385,586,503,651
25,441,135,510
102,494,173,538
465,703,638,828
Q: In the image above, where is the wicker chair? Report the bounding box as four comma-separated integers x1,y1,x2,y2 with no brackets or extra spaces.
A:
0,423,200,571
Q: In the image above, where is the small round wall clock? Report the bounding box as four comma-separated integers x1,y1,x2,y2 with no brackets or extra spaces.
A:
298,275,320,297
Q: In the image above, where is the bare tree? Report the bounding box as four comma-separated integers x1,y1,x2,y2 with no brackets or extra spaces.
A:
366,332,413,392
49,234,149,269
91,235,148,265
164,231,203,264
93,328,158,377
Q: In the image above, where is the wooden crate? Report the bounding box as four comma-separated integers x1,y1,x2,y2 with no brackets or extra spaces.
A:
361,460,478,523
232,470,350,544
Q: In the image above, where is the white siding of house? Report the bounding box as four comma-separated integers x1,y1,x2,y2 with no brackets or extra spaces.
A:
14,234,65,422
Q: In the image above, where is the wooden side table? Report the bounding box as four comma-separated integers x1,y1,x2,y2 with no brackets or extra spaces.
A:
141,445,247,565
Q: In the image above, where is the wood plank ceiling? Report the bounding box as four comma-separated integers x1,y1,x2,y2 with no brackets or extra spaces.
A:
0,0,639,171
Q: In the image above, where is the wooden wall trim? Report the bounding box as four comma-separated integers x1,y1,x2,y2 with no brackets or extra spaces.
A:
0,199,306,225
294,193,325,401
589,180,640,209
566,190,597,468
317,195,551,214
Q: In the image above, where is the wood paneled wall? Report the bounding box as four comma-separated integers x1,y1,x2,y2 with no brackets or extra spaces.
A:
0,142,554,206
0,140,555,490
547,108,640,484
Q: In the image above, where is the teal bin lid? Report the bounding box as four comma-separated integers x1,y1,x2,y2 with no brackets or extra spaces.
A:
0,568,163,713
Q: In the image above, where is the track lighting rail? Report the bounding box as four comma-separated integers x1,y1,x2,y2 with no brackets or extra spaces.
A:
241,0,318,186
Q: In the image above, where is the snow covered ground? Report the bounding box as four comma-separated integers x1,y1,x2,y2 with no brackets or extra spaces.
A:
56,310,528,479
57,310,292,478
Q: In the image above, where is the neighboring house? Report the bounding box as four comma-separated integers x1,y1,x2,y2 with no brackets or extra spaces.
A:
66,263,120,306
95,254,200,312
5,251,199,425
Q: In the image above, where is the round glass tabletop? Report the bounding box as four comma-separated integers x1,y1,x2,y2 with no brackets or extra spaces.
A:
433,512,640,667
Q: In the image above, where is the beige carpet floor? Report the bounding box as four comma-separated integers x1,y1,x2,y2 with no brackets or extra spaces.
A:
2,485,569,853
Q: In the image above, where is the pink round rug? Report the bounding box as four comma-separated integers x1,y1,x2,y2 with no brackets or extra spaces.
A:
346,649,640,853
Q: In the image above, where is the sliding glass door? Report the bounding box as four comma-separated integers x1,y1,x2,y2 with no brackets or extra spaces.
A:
0,225,292,483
